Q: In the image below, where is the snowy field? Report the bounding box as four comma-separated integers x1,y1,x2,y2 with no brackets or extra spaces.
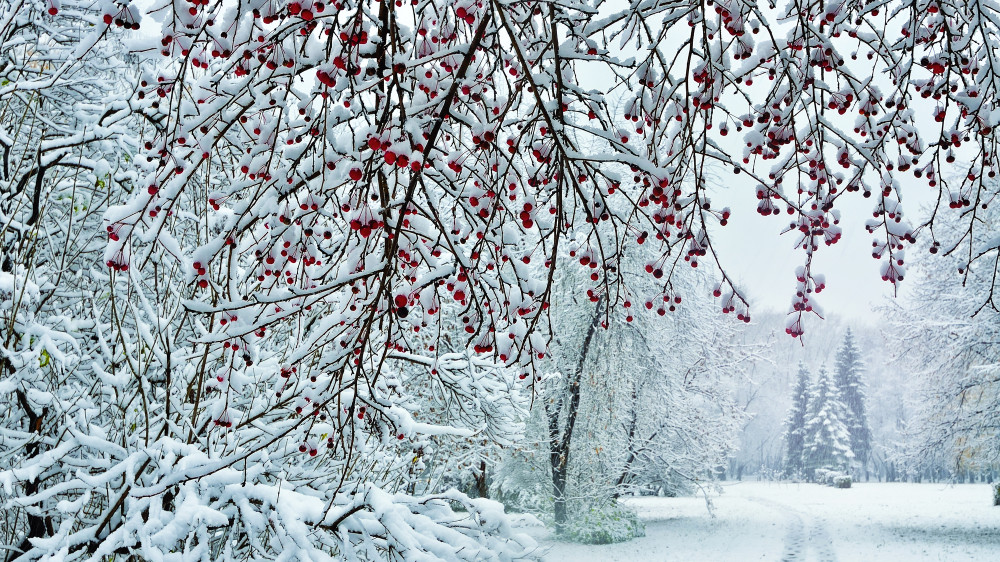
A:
526,482,1000,561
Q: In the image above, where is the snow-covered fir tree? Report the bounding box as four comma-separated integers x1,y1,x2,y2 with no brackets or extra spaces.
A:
802,365,854,477
782,362,811,477
833,329,873,474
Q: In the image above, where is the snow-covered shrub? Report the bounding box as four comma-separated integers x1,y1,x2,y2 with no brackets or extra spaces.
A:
563,501,645,545
834,475,853,488
814,469,851,488
993,483,1000,507
814,468,830,484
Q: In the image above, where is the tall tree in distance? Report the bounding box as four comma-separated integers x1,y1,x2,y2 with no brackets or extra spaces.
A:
802,365,854,477
782,362,811,478
834,329,873,477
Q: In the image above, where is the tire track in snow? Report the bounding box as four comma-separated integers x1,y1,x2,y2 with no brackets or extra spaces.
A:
748,495,838,562
778,508,806,561
807,516,838,562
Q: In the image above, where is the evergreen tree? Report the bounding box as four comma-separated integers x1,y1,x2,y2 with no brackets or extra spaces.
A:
781,362,811,477
802,365,854,477
834,329,873,470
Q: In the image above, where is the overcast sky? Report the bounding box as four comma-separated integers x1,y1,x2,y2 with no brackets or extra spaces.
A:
710,178,900,326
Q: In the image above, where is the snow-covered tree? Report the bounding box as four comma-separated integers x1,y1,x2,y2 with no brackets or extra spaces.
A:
573,268,753,501
833,329,873,475
6,0,1000,558
802,365,854,477
885,189,1000,478
782,362,811,477
0,4,140,557
537,263,606,531
495,255,752,533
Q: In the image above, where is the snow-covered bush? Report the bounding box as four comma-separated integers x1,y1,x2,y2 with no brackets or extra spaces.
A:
491,441,551,516
562,501,645,545
993,483,1000,507
814,469,852,488
834,475,853,489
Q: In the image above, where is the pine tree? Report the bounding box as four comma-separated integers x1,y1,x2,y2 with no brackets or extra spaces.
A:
782,362,811,477
802,365,854,477
834,329,873,471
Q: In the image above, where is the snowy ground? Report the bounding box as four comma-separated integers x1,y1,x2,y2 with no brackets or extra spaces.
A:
523,482,1000,561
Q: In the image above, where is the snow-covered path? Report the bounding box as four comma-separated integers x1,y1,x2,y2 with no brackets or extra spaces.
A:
746,495,836,561
529,482,1000,561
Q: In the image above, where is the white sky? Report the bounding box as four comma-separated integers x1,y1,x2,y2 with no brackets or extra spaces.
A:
710,175,902,324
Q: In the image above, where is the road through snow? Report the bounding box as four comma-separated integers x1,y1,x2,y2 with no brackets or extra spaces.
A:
529,482,1000,561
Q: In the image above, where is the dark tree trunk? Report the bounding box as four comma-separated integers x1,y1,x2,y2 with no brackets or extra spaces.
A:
473,460,489,499
552,464,568,528
546,296,604,533
7,377,49,562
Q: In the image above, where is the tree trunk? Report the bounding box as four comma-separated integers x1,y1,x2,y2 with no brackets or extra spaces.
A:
547,296,604,533
473,460,489,499
8,382,49,562
552,465,568,528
